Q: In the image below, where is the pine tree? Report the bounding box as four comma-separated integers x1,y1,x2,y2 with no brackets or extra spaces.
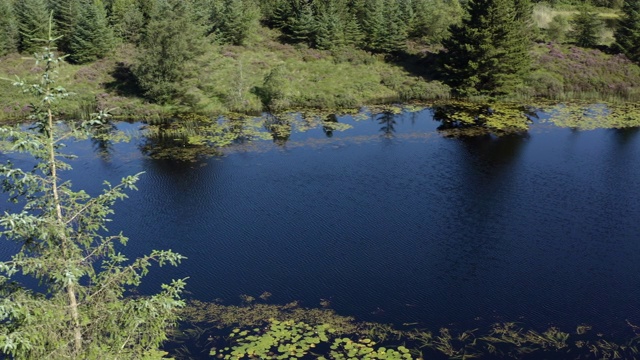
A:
0,21,185,359
441,0,531,96
14,0,50,53
134,0,206,104
613,0,640,62
68,0,114,63
570,4,602,47
0,0,18,55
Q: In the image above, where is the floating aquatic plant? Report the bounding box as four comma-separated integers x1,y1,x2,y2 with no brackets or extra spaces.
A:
176,300,640,359
432,100,532,137
540,102,640,130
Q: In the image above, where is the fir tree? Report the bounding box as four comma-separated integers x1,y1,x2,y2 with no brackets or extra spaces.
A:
570,4,602,48
441,0,531,96
69,0,114,63
0,0,18,55
613,0,640,62
14,0,50,53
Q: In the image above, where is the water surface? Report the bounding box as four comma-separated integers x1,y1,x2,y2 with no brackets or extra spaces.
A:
2,108,640,333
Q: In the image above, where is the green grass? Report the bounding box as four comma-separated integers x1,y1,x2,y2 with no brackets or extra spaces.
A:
533,3,619,45
0,27,447,122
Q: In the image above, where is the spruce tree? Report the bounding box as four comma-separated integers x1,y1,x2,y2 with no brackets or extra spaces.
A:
216,0,259,45
570,4,603,47
288,2,316,44
134,0,206,104
315,1,345,50
410,0,463,44
109,0,144,43
441,0,531,96
380,0,407,52
361,0,385,50
613,0,640,62
68,0,114,63
49,0,81,53
270,0,294,30
0,20,185,359
342,12,364,47
14,0,50,53
0,0,18,56
398,0,414,35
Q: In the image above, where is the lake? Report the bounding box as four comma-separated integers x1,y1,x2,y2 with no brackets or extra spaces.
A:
2,106,640,336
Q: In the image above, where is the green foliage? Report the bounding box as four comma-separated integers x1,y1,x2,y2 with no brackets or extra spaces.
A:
410,0,463,44
108,0,144,43
211,0,260,45
360,0,407,52
0,23,185,359
432,100,531,135
287,2,318,44
528,42,640,100
0,0,18,55
441,0,531,96
569,4,603,47
179,300,640,360
613,0,640,62
49,0,81,53
68,0,115,64
134,0,206,104
547,14,570,42
14,0,50,53
314,1,346,50
255,64,290,111
541,102,640,129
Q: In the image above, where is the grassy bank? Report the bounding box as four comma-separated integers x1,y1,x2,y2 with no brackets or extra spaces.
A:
0,27,449,122
2,20,640,123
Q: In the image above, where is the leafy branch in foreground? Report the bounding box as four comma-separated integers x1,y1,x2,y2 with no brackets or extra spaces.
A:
0,18,185,359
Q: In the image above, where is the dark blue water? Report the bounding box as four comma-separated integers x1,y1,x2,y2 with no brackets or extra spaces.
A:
2,108,640,334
